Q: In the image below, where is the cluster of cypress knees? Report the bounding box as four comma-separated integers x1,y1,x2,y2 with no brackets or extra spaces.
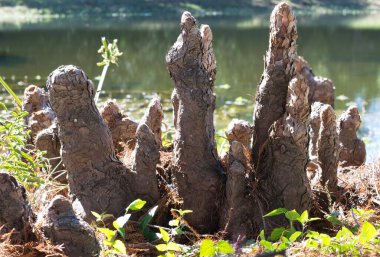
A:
0,2,367,256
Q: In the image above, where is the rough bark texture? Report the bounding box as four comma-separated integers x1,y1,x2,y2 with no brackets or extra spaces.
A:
252,2,298,167
140,96,164,148
124,123,160,206
221,122,255,240
294,57,335,107
36,195,100,257
166,12,223,233
22,85,56,141
100,100,138,153
256,71,312,228
308,102,324,171
225,119,254,149
0,172,34,242
35,123,66,183
47,65,157,220
338,106,366,167
308,103,339,191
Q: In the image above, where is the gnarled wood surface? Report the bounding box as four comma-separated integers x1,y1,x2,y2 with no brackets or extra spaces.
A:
166,12,223,232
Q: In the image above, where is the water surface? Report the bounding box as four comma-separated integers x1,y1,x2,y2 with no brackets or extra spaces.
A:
0,16,379,161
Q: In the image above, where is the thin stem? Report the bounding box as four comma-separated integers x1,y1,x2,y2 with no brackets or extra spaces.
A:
94,64,109,103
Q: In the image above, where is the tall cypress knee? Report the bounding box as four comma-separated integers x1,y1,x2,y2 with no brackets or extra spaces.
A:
47,65,139,220
252,2,298,167
166,12,223,233
257,70,312,227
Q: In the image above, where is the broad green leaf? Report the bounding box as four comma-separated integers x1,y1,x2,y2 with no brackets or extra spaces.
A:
166,242,182,252
200,239,215,257
159,227,170,243
98,228,116,241
113,214,131,229
217,240,234,254
289,231,302,242
113,239,127,254
263,208,288,217
285,210,300,221
269,227,285,241
126,199,146,212
359,221,377,243
260,240,274,251
319,234,331,246
156,244,169,252
298,210,308,224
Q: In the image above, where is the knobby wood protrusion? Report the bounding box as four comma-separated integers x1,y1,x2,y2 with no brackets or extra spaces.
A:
166,12,223,233
47,65,158,220
100,99,138,154
308,103,339,191
256,69,312,228
223,141,255,240
22,85,56,141
36,195,100,257
0,172,34,242
252,2,298,167
338,106,366,167
225,119,254,150
140,96,164,148
124,123,160,207
294,57,335,107
35,123,66,183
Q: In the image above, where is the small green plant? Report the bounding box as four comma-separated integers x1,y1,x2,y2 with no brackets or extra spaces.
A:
95,37,123,103
155,209,192,256
199,239,234,257
0,78,46,188
93,199,147,256
259,208,320,252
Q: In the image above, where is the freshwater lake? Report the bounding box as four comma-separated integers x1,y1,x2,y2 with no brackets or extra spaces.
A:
0,14,379,161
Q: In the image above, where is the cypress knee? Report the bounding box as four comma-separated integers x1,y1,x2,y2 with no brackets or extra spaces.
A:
257,71,312,227
166,12,223,233
0,172,34,242
338,106,366,167
37,195,100,257
47,65,157,220
100,100,138,153
252,2,298,167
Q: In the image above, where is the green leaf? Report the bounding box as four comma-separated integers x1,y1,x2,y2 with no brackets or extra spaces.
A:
298,210,308,225
260,240,274,251
319,233,331,246
289,231,302,242
113,239,127,254
126,199,146,212
113,214,131,229
98,228,116,241
159,227,170,243
140,205,158,241
200,239,215,257
168,219,180,227
166,242,182,252
0,76,22,107
269,227,285,242
359,221,377,243
217,240,234,254
156,244,169,252
91,211,102,221
285,210,300,221
263,208,288,217
259,229,265,240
